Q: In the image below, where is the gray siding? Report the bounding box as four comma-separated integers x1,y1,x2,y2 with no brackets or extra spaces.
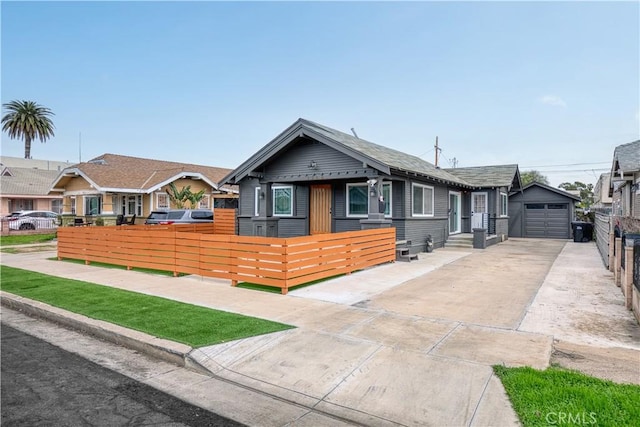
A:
509,185,576,239
263,138,373,182
509,201,524,237
495,217,509,238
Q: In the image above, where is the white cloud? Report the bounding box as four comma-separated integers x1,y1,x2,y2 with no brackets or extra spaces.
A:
538,95,567,108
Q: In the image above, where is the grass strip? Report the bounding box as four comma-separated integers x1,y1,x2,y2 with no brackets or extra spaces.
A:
0,233,57,246
494,365,640,427
237,274,346,294
0,265,293,347
53,257,183,277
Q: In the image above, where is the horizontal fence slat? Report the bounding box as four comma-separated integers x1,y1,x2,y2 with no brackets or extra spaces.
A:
57,221,396,294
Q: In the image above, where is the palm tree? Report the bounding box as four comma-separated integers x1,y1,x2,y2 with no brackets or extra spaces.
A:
166,183,191,209
187,188,206,209
2,100,55,159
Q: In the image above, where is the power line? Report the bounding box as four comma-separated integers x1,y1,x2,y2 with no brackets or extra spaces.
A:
521,161,610,168
530,168,609,173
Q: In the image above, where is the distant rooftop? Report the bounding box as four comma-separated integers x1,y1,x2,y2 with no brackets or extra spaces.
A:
0,156,75,171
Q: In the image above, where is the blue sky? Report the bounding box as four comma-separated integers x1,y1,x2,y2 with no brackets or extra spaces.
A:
2,1,638,187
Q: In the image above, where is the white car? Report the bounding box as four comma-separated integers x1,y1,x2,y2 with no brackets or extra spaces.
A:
5,210,60,230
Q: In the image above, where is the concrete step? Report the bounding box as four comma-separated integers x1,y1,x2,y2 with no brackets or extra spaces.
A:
445,241,473,248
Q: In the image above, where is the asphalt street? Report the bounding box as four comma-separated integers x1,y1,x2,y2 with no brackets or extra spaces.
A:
1,323,245,427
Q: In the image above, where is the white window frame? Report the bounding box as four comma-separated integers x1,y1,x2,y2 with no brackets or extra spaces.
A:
255,187,261,216
411,183,434,217
500,192,508,217
198,194,210,209
85,195,102,215
346,183,369,218
381,182,392,217
273,185,293,217
156,193,169,209
346,182,393,218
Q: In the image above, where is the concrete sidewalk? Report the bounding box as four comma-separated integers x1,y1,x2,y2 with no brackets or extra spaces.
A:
2,239,638,425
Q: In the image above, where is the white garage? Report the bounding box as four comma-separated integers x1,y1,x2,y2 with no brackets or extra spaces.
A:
509,182,580,239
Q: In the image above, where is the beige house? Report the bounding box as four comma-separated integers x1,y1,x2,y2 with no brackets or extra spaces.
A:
0,156,74,215
593,172,612,212
50,153,237,224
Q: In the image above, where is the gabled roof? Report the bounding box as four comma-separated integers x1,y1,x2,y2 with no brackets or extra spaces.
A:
445,164,521,190
51,154,236,194
221,118,474,187
0,167,61,195
611,140,640,174
512,181,581,201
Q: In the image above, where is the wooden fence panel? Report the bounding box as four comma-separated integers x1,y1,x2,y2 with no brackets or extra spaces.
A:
595,213,610,268
213,209,236,235
57,225,396,294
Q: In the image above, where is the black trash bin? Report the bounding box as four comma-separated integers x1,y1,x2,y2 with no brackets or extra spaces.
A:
571,221,593,242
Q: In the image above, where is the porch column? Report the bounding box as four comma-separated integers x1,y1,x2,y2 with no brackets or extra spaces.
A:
360,178,392,230
253,182,279,237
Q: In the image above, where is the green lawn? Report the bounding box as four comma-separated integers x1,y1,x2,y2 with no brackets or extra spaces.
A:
0,265,293,347
494,365,640,427
0,233,57,246
53,257,182,277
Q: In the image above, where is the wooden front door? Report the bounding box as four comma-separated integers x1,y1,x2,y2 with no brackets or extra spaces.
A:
310,184,332,235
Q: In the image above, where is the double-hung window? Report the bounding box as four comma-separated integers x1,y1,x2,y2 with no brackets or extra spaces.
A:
500,192,508,217
412,183,434,217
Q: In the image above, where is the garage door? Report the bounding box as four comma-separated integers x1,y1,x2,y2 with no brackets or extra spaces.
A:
525,203,569,238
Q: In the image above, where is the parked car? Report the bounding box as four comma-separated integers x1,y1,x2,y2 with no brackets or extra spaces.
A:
4,210,60,230
145,209,214,225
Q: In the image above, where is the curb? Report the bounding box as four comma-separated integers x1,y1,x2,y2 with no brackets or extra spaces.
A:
0,291,195,370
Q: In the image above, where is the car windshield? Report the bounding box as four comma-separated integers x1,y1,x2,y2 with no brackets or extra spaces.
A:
7,212,23,217
148,211,168,220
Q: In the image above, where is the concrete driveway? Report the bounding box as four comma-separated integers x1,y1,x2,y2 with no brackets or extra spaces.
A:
2,238,638,426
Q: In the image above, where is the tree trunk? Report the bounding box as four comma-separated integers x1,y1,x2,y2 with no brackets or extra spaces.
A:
24,135,32,159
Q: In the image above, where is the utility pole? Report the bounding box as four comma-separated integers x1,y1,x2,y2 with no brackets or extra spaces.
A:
451,157,458,168
434,136,441,167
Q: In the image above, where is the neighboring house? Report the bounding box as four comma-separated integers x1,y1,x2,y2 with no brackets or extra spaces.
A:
0,156,74,215
49,153,237,224
609,140,640,218
220,118,521,252
508,182,581,239
593,173,612,212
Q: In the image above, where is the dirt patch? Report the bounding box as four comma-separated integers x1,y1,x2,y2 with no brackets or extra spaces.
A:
551,340,640,385
1,245,57,254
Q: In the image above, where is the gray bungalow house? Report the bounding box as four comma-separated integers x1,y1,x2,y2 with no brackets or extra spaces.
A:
220,119,521,253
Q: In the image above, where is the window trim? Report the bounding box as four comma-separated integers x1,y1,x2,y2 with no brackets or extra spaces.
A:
346,183,369,218
198,194,210,209
500,192,508,217
272,185,294,217
346,182,393,218
411,183,435,217
85,195,102,215
255,187,261,216
156,193,170,210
